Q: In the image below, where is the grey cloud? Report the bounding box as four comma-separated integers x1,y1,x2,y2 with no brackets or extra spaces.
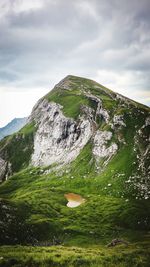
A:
0,0,150,104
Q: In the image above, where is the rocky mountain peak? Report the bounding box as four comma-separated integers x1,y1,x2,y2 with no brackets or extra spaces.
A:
0,76,149,192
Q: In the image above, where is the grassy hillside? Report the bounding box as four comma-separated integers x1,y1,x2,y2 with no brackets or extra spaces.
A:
0,163,150,266
0,242,150,267
0,161,150,244
0,162,150,266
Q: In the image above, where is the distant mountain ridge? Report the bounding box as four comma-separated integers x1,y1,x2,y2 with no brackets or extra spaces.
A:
0,117,27,140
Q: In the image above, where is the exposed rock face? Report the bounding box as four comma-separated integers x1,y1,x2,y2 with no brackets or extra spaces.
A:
0,158,11,182
83,91,110,122
30,99,93,166
93,130,118,164
99,108,109,123
80,105,95,121
113,115,126,127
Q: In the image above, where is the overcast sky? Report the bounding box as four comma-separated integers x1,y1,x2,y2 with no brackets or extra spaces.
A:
0,0,150,127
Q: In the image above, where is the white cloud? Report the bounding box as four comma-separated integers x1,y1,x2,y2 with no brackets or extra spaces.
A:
94,69,150,106
75,1,99,21
0,0,44,16
13,0,44,13
0,86,49,127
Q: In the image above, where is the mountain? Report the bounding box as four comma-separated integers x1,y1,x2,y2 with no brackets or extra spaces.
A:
0,75,150,267
0,117,27,141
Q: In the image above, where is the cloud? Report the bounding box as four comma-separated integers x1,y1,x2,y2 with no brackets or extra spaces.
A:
0,85,49,127
0,0,150,126
94,69,150,97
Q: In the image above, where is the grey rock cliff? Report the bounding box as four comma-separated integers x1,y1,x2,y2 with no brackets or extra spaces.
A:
30,99,93,166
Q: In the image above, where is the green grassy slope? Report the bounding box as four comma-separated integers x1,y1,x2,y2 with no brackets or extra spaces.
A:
0,161,150,245
0,164,150,266
0,242,150,267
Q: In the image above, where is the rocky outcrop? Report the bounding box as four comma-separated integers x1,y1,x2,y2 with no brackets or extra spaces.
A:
113,115,126,127
30,99,93,166
99,108,110,123
83,91,110,123
80,105,95,122
93,130,118,165
0,157,11,182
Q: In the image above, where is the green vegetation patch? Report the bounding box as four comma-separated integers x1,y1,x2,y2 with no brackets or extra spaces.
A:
0,122,36,173
0,242,150,267
46,89,97,119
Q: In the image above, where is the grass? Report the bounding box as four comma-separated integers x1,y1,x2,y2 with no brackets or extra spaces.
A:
0,241,150,267
0,162,150,246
